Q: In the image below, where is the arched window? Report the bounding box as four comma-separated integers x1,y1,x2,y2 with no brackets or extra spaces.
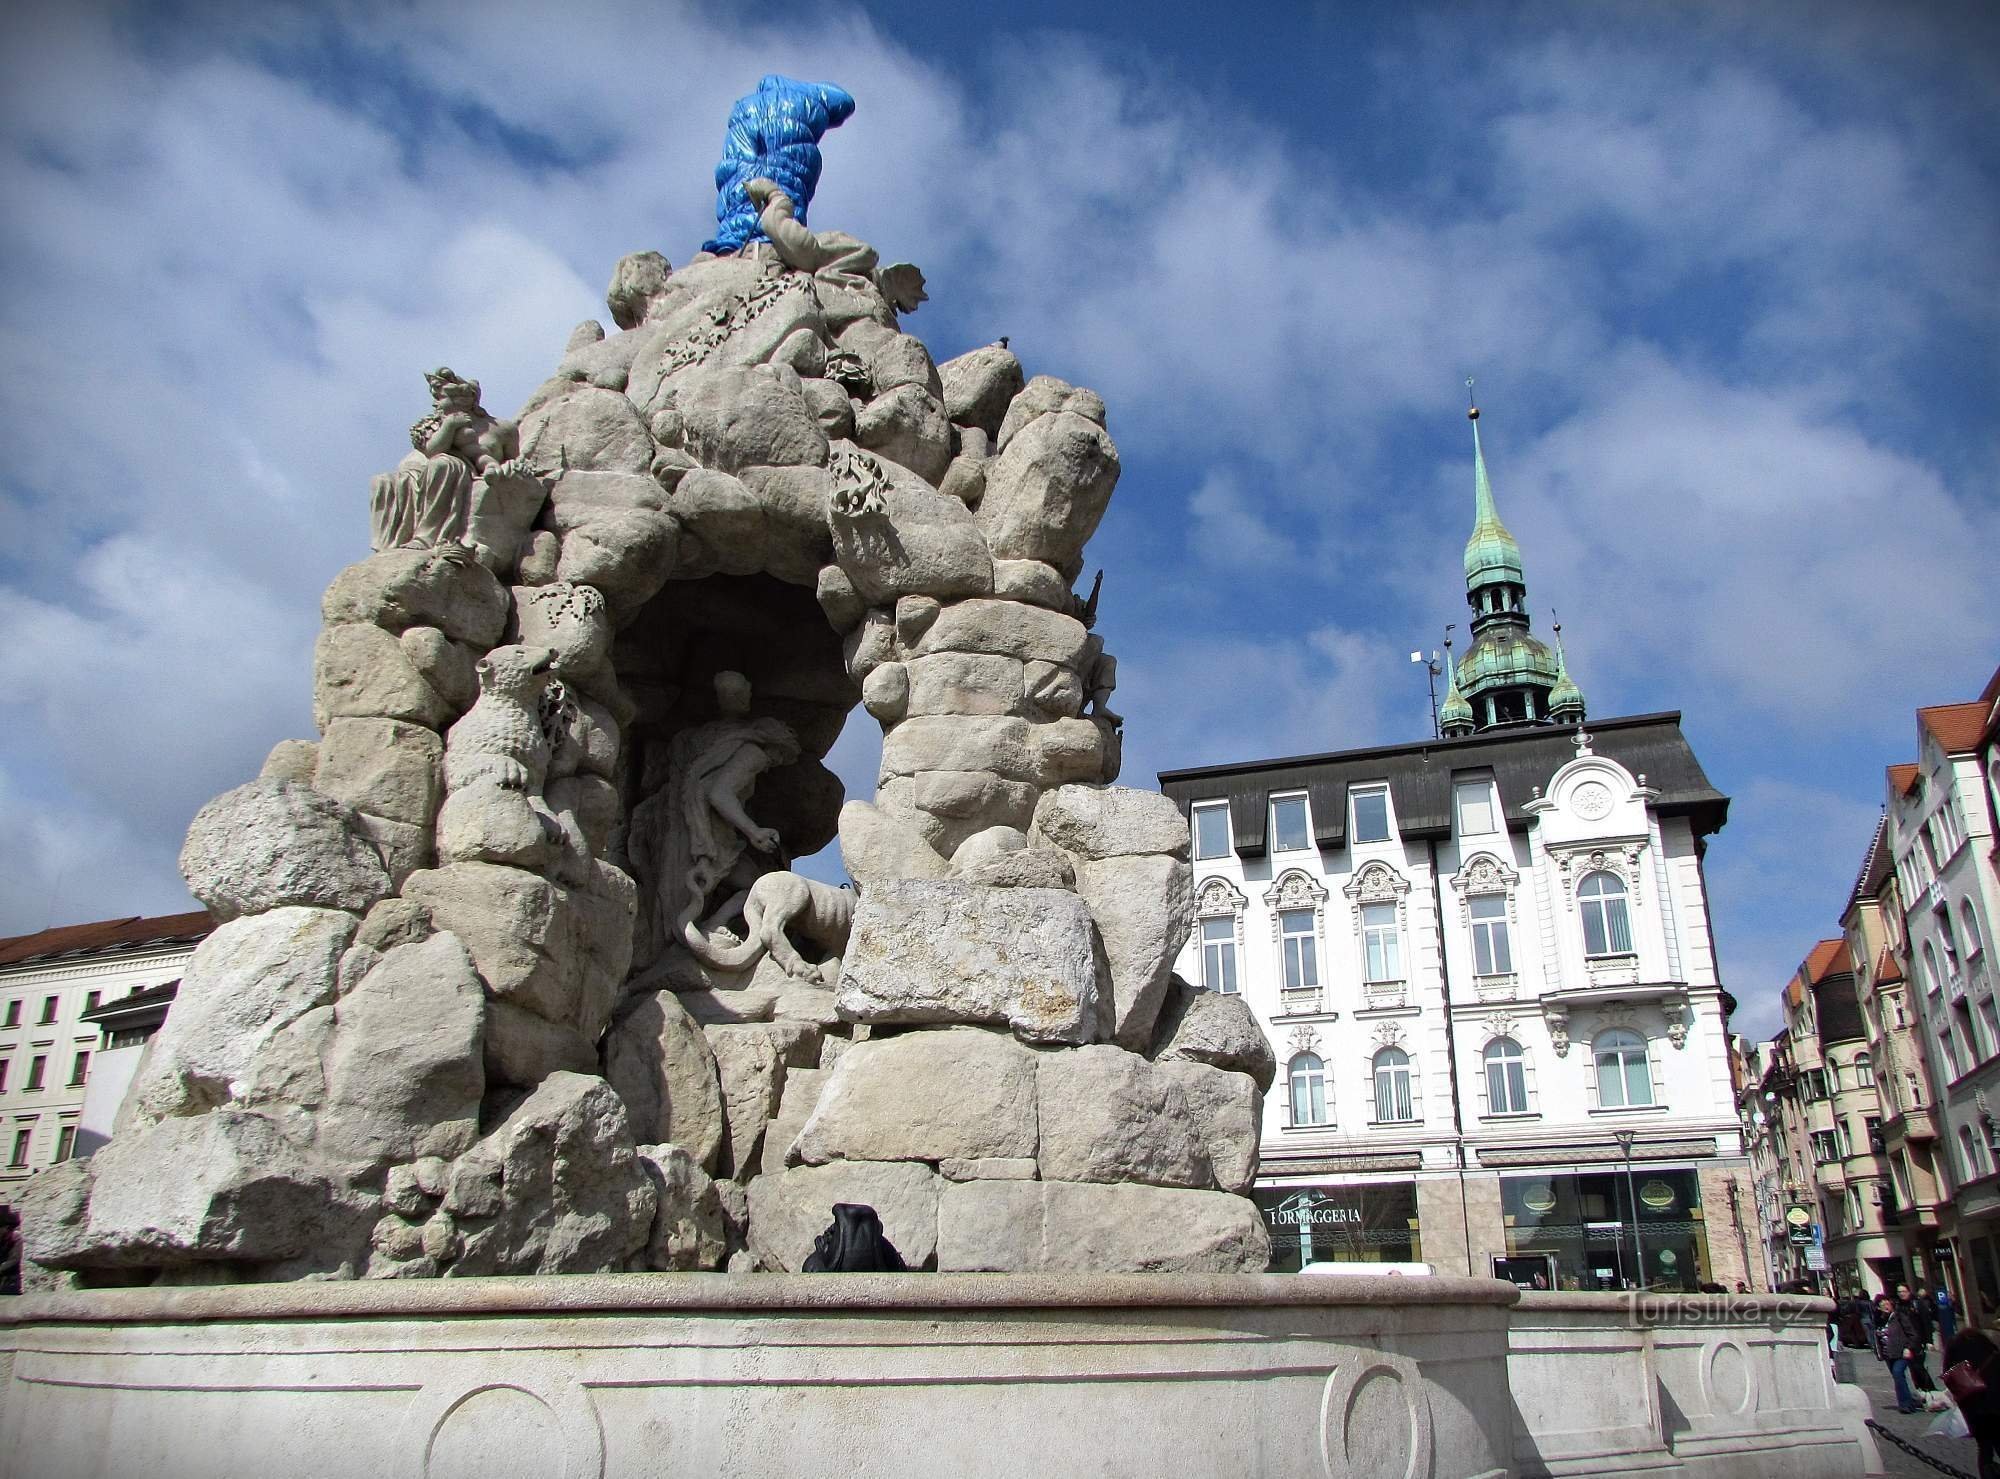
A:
1960,1125,1988,1183
1963,902,1986,961
1289,1052,1328,1127
1485,1037,1529,1114
1578,871,1633,956
1922,941,1946,995
1854,1050,1875,1089
1372,1047,1414,1123
1594,1028,1653,1109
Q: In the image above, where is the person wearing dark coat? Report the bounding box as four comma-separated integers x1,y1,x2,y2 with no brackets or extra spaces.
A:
1944,1325,2000,1479
1877,1294,1925,1413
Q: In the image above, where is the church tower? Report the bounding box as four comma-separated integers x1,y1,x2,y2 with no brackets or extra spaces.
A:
1439,399,1583,736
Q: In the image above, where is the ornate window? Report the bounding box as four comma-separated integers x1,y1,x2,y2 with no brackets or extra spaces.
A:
1578,871,1633,956
1194,877,1246,995
1593,1027,1653,1108
1343,861,1410,988
1372,1046,1416,1123
1288,1052,1329,1127
1854,1050,1875,1089
1469,896,1512,977
1484,1036,1529,1114
1265,870,1327,1002
1201,919,1238,994
1362,904,1401,983
1280,911,1319,990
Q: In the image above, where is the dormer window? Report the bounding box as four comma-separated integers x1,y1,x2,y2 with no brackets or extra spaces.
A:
1455,779,1496,836
1272,794,1310,853
1193,802,1231,861
1352,788,1390,844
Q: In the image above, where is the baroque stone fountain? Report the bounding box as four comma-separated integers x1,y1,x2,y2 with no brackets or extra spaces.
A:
7,76,1854,1479
21,72,1274,1290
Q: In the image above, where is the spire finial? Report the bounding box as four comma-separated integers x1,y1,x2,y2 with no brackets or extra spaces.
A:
1466,376,1479,421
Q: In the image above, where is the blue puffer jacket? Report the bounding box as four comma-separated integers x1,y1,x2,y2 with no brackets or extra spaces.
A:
702,75,857,256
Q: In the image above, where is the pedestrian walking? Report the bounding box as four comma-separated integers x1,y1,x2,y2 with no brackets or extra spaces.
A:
1943,1322,2000,1479
1942,1286,1960,1345
1877,1293,1925,1413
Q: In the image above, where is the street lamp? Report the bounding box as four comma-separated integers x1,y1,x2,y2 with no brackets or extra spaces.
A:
1615,1129,1647,1291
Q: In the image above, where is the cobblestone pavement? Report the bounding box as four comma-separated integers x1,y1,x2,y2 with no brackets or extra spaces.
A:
1842,1343,1982,1478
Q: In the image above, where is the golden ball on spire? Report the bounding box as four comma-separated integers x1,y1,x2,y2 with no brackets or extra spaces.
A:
1467,405,1480,420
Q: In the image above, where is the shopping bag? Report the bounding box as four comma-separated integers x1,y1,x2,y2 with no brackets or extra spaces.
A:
1928,1405,1971,1441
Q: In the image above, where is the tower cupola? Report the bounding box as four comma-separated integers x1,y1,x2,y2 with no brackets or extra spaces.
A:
1447,396,1577,731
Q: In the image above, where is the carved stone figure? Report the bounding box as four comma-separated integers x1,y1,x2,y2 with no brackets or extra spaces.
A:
681,869,856,983
370,369,545,571
744,178,928,312
703,76,856,256
627,672,801,964
443,645,558,794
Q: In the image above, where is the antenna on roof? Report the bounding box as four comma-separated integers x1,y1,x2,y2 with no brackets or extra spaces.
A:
1411,622,1455,738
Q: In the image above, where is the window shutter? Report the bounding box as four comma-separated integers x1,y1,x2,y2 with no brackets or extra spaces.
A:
1522,1045,1540,1114
1475,1045,1490,1115
1647,1034,1665,1107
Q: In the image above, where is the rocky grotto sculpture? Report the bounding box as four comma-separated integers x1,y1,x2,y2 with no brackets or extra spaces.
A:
19,79,1276,1288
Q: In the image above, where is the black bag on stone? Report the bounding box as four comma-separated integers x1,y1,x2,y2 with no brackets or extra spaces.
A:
801,1203,906,1272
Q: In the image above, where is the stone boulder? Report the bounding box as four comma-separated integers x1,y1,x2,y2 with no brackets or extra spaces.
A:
703,1023,789,1181
1148,976,1278,1093
759,1067,828,1170
516,385,653,475
744,1160,941,1272
835,800,952,889
313,719,443,828
446,1073,657,1276
129,906,356,1122
995,374,1107,450
402,861,629,1042
674,361,829,473
793,1028,1037,1167
1155,1059,1262,1195
602,991,726,1174
320,547,510,648
976,411,1120,573
939,343,1024,439
485,1000,598,1090
1032,784,1192,861
636,1143,727,1271
313,622,457,730
41,1109,371,1272
314,932,486,1169
1072,852,1192,1051
1035,1045,1213,1190
180,780,392,923
828,448,994,605
836,881,1099,1044
936,1180,1269,1274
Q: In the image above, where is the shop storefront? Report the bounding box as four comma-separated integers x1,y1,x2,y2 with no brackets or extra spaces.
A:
1499,1169,1713,1291
1254,1183,1421,1272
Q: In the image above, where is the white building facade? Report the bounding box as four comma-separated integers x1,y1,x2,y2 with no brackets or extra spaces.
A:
1160,716,1757,1289
0,912,210,1197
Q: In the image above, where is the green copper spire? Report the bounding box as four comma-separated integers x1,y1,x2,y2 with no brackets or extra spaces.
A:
1447,392,1566,730
1548,617,1586,722
1440,640,1475,736
1463,410,1526,589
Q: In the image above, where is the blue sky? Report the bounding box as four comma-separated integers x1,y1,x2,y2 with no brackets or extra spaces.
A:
1,0,1994,1043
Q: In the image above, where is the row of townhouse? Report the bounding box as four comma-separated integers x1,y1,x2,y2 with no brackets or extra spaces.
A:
0,914,207,1208
1738,664,2000,1306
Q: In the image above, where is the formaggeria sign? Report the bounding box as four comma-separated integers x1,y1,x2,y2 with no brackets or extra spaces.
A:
1253,1184,1421,1270
1269,1192,1363,1227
